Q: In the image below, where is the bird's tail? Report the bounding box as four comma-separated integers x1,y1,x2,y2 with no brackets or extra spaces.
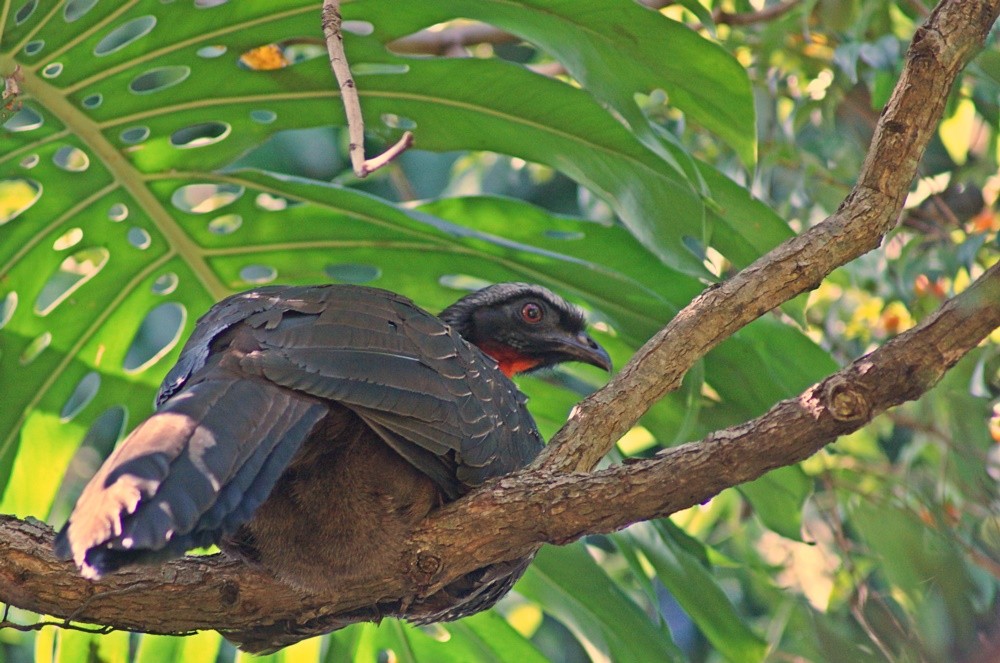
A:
53,375,327,578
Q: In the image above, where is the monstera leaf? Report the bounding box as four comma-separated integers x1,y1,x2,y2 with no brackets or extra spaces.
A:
0,0,832,659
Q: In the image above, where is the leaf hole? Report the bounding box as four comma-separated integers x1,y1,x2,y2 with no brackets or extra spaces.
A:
20,154,39,169
197,44,227,58
240,264,277,284
195,0,229,7
152,272,179,295
171,183,244,214
15,0,36,24
53,145,90,172
52,227,84,251
129,65,190,94
3,105,44,132
42,62,63,78
0,177,42,225
81,406,129,461
82,93,103,109
238,40,324,71
20,331,51,365
64,0,98,22
354,63,409,76
170,121,231,149
23,40,45,56
0,292,18,329
208,213,242,235
120,126,151,144
123,303,187,373
108,203,129,222
56,405,129,506
324,263,381,284
34,247,110,316
94,15,157,56
342,21,374,36
250,109,276,124
60,372,101,422
127,227,152,250
254,192,301,211
439,274,493,292
381,113,417,130
544,230,586,241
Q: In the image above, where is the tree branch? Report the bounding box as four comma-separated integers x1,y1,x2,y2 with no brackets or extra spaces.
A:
321,0,413,177
388,24,520,56
714,0,802,26
1,0,998,652
538,0,1000,473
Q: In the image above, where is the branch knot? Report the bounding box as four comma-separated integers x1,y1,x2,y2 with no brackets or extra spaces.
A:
823,375,871,422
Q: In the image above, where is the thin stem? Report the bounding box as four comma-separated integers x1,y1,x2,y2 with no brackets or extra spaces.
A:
321,0,413,177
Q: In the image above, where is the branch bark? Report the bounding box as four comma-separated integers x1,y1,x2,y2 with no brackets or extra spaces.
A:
321,0,413,176
2,0,999,651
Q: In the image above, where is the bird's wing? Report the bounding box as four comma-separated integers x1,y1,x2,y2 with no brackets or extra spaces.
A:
54,374,328,577
155,285,328,406
236,285,544,490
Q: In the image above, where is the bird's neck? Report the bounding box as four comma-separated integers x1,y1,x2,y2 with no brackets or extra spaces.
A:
476,341,540,377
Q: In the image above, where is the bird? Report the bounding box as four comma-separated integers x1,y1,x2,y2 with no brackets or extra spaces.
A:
54,281,610,623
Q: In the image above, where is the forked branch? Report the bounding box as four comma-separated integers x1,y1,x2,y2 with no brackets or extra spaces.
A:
321,0,413,177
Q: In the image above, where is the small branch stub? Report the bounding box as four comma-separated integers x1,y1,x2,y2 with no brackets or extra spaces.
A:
824,375,872,422
321,0,413,177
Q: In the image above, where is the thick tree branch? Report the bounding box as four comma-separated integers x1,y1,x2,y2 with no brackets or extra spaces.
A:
1,0,998,651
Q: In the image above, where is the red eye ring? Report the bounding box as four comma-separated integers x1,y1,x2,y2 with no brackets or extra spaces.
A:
521,302,543,324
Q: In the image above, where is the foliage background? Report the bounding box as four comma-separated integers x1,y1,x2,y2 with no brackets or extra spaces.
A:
1,0,999,661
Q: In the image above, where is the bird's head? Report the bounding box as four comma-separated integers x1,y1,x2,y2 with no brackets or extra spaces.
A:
439,283,612,377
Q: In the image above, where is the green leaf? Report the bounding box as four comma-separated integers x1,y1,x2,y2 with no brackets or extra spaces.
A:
137,632,225,663
703,316,838,429
322,616,547,663
518,544,683,663
630,521,768,663
673,0,717,30
738,465,813,541
53,629,129,663
362,0,756,168
698,162,794,269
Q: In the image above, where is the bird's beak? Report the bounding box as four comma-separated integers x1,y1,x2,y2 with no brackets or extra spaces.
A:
554,331,613,372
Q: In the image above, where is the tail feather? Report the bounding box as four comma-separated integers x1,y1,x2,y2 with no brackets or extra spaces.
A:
54,375,327,578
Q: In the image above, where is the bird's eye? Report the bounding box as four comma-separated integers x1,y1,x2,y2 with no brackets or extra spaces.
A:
521,302,543,324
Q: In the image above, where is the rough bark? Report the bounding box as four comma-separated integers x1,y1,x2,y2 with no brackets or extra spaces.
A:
1,0,999,651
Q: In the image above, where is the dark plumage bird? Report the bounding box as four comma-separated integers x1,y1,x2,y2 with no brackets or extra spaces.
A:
54,282,610,622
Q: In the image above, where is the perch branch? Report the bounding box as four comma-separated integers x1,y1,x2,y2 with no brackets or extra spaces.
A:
321,0,413,177
1,260,997,650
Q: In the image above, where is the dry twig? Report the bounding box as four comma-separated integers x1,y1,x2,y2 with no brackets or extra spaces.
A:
321,0,413,177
